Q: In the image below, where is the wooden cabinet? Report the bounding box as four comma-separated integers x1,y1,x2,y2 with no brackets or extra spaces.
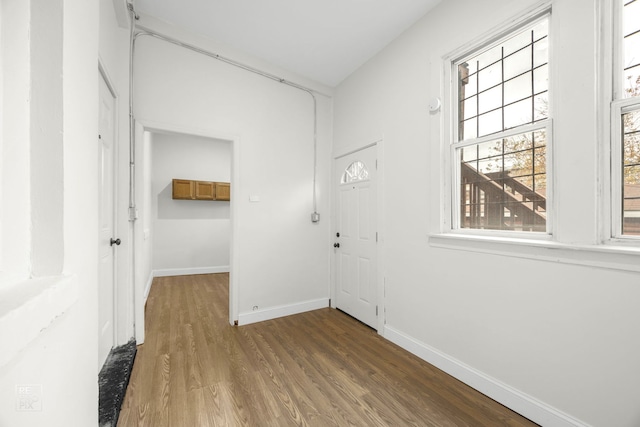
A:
215,182,230,201
172,179,230,201
195,181,216,200
172,179,194,200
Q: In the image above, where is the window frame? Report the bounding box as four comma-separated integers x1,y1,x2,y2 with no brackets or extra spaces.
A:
609,0,640,241
443,8,554,239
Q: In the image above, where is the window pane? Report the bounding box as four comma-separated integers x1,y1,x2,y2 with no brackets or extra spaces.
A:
622,109,640,235
477,139,503,159
475,48,502,71
623,1,640,98
478,109,503,137
459,63,477,99
504,132,533,153
478,157,501,175
478,85,502,114
623,0,640,36
534,93,549,120
533,64,549,93
460,72,478,99
504,72,532,105
461,144,478,162
624,31,640,70
505,151,533,177
623,166,640,236
461,96,478,120
503,30,532,57
533,38,549,68
534,146,547,175
504,46,532,81
478,62,502,92
624,64,640,97
341,161,369,184
457,16,549,141
458,130,547,232
461,117,477,140
504,97,533,129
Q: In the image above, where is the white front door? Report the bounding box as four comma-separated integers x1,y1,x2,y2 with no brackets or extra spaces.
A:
98,73,117,368
335,145,378,329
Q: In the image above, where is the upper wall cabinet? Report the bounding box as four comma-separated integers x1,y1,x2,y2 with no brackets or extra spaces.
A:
172,179,230,201
172,179,194,200
215,182,230,201
195,181,216,200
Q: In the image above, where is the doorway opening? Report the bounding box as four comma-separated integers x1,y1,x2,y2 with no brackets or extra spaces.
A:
132,123,239,343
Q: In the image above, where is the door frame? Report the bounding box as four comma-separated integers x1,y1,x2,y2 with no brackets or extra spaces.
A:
133,119,240,340
332,139,385,334
98,61,119,359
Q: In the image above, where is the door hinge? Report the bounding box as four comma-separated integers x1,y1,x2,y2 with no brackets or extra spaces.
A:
376,305,378,316
376,159,378,169
376,232,378,242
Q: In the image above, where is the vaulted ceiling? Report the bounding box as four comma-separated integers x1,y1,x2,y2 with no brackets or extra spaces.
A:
134,0,442,87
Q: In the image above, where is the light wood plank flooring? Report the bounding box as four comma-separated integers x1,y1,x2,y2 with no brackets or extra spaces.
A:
118,274,538,426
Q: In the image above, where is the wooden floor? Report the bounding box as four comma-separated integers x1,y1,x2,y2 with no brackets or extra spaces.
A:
118,274,537,426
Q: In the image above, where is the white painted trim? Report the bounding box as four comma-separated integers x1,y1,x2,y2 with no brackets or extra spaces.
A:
384,325,590,427
143,271,153,303
153,266,230,277
375,139,386,335
134,118,240,327
429,232,640,273
238,298,329,326
0,276,78,368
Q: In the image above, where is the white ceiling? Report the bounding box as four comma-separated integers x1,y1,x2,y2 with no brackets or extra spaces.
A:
134,0,442,87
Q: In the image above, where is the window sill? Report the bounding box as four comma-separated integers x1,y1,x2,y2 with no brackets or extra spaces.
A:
0,275,78,368
429,233,640,273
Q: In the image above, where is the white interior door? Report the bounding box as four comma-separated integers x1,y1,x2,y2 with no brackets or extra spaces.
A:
335,145,378,329
98,73,117,368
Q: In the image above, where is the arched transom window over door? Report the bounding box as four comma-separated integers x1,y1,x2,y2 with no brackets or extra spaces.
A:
341,161,369,184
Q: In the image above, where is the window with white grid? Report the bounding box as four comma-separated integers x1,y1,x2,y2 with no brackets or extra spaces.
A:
612,0,640,237
452,14,551,233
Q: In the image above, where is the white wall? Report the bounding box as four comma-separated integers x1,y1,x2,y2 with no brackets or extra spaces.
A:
133,15,333,323
334,1,640,426
151,132,231,274
0,0,101,426
0,0,31,287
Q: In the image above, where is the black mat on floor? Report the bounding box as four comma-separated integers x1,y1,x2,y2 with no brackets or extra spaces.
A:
98,339,137,427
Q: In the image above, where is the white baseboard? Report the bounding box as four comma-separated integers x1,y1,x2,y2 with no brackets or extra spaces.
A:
152,266,230,278
383,326,590,427
238,298,329,326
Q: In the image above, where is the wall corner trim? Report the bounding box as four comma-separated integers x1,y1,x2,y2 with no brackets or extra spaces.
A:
383,326,591,427
144,272,154,304
238,298,329,326
0,275,78,368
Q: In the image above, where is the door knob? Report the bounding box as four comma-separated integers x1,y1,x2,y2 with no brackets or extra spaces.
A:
334,243,340,248
110,238,121,246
